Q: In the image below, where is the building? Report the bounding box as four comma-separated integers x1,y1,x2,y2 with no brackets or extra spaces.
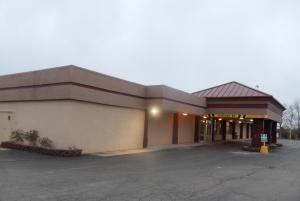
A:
0,65,285,153
193,82,285,147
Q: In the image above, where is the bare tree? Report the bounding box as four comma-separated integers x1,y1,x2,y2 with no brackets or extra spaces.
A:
282,104,297,139
293,99,300,131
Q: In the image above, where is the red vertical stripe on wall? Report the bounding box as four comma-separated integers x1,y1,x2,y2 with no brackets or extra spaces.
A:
172,113,179,144
143,110,149,148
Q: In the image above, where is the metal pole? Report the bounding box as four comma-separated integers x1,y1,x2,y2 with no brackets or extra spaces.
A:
263,119,265,134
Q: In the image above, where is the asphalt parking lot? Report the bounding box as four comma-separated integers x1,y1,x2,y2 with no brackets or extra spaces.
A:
1,140,300,201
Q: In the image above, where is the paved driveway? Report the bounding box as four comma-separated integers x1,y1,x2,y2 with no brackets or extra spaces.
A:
1,140,300,201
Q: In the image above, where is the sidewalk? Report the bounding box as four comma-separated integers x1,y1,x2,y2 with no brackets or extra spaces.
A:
91,142,207,157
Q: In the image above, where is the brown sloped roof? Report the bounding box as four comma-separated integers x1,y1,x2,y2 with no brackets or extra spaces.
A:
193,81,285,110
193,81,271,98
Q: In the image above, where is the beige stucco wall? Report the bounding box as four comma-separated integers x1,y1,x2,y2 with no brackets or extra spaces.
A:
0,101,145,153
0,112,15,142
178,114,195,144
147,112,173,146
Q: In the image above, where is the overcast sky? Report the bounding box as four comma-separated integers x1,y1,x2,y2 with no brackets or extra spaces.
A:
0,0,299,104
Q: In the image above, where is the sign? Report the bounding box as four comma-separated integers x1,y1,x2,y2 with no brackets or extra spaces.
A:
214,114,240,118
213,114,268,119
260,134,269,154
260,134,268,143
245,114,268,119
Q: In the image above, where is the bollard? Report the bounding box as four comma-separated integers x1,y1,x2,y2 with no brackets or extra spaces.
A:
260,145,269,154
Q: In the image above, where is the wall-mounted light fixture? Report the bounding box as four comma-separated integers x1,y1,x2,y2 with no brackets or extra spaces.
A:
250,119,254,122
218,118,222,121
149,107,160,116
203,116,207,119
182,113,188,116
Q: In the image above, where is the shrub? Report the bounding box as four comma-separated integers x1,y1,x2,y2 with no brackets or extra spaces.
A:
10,130,25,144
39,137,53,148
24,130,40,146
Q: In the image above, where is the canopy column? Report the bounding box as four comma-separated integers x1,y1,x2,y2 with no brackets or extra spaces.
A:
251,119,264,147
221,120,226,141
264,120,272,145
271,121,277,144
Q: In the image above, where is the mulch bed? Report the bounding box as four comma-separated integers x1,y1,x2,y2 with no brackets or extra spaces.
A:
242,146,260,152
0,141,82,157
242,143,283,152
222,141,250,146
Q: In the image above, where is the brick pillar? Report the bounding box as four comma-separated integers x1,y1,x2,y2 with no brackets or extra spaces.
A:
211,118,215,142
271,121,277,144
251,119,264,147
264,120,271,145
240,123,244,139
221,120,226,141
246,124,250,139
231,121,236,139
172,113,179,144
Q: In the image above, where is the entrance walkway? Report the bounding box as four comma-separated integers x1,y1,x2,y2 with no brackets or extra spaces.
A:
92,140,252,157
92,143,207,157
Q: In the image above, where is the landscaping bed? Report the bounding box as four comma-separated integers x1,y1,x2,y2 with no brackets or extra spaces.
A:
242,145,260,152
1,141,82,157
242,143,283,152
222,140,250,146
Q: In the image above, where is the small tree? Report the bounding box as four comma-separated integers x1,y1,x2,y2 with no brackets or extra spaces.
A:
24,130,40,146
39,137,53,148
10,130,25,144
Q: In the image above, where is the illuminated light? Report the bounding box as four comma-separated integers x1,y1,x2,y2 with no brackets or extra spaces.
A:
250,119,254,122
240,116,244,120
149,107,160,116
218,118,222,121
246,114,268,119
203,116,207,119
202,120,206,123
215,114,239,118
229,120,233,122
182,113,188,116
238,121,242,124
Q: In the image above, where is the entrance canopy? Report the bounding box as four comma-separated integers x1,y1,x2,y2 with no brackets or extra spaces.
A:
193,81,285,123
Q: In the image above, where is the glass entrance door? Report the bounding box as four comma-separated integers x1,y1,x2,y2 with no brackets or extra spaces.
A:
199,119,212,143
